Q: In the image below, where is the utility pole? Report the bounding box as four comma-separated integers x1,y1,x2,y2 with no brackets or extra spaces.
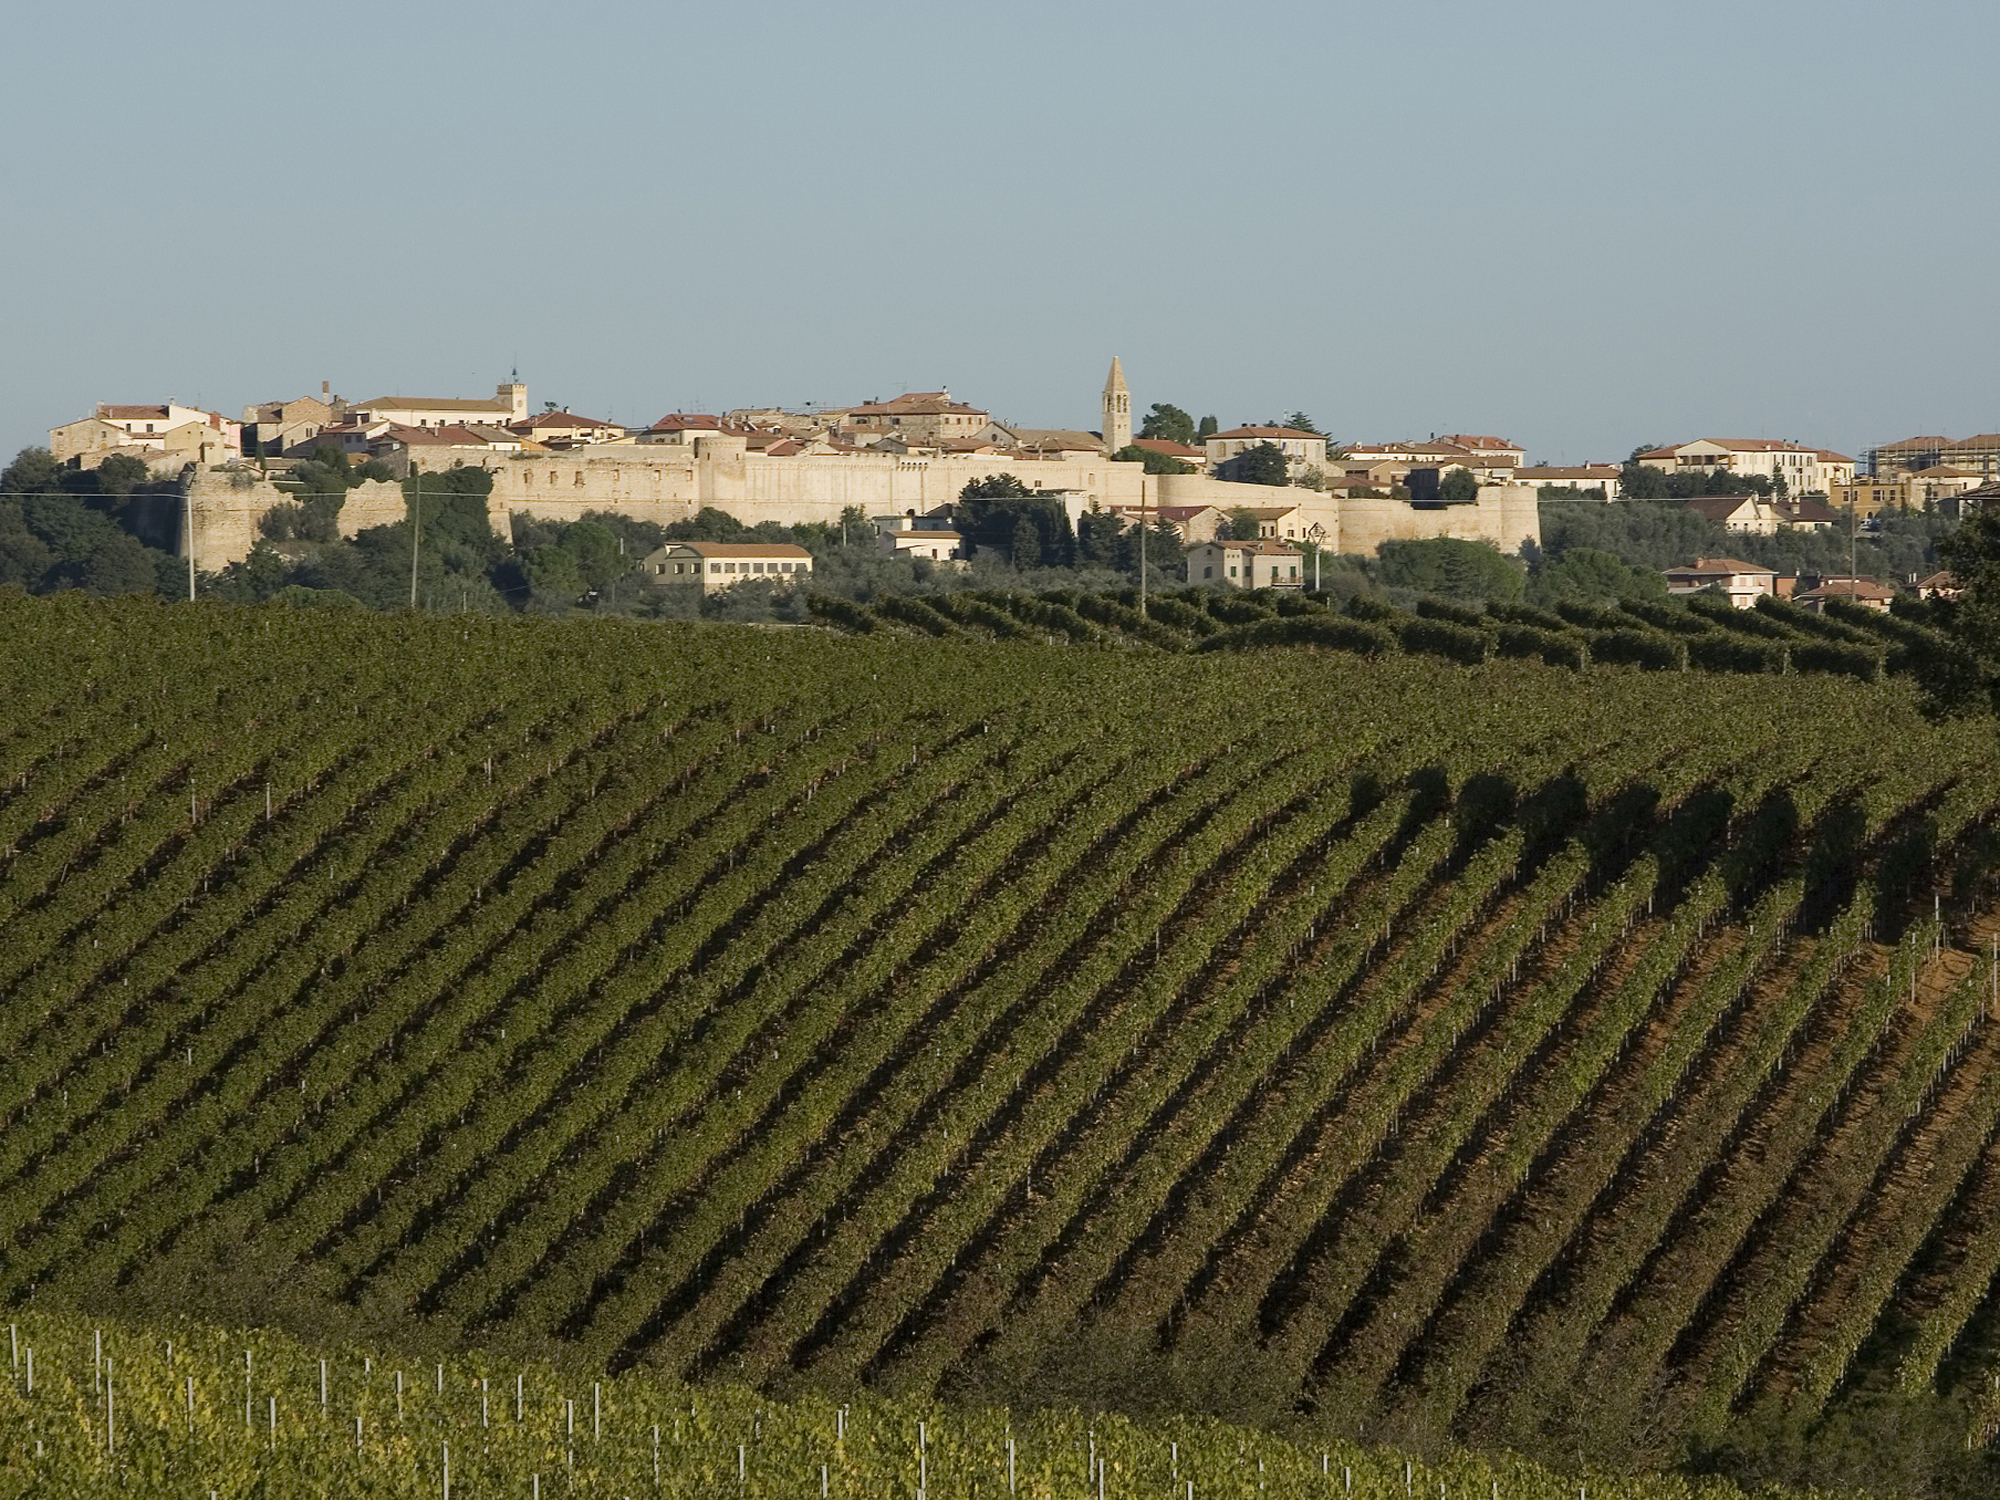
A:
1138,485,1149,619
1849,489,1858,584
409,474,422,610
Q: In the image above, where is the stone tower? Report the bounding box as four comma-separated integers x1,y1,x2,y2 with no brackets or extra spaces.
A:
498,372,528,422
1103,356,1132,454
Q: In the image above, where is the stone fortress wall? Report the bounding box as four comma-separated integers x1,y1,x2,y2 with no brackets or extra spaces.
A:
177,442,1541,572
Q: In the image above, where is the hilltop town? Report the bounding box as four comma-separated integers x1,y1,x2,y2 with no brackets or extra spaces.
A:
18,360,1996,613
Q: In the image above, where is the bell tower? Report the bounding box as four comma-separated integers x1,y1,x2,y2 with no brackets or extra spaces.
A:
1103,356,1131,454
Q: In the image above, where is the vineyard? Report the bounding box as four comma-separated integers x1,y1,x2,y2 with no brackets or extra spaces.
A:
807,585,1962,687
0,1310,1800,1500
6,591,2000,1494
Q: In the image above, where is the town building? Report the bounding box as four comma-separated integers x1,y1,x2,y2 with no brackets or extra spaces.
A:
349,381,528,429
1774,498,1839,531
1184,538,1306,589
1635,439,1850,496
1663,557,1778,607
1433,434,1525,466
49,403,241,471
877,528,966,564
837,391,992,445
1683,493,1782,534
151,359,1544,571
241,390,343,457
1913,571,1960,600
1097,503,1228,544
1794,577,1894,613
994,427,1110,459
509,411,629,447
1829,466,1985,518
1126,437,1205,469
640,540,814,594
1871,434,2000,480
1205,426,1328,479
1516,465,1624,499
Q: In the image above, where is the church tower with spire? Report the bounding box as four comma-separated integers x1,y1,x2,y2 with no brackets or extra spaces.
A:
1103,356,1132,454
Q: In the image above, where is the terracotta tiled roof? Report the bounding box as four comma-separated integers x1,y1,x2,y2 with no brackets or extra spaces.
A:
847,395,987,417
386,423,516,446
1212,426,1322,441
1797,578,1894,600
1010,429,1107,452
513,411,620,430
1667,557,1776,576
355,396,511,413
1683,495,1766,521
1130,437,1205,458
1198,538,1304,556
663,541,813,559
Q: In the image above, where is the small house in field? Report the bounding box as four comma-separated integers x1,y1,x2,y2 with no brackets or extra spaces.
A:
1185,538,1305,590
1794,577,1895,614
1663,557,1777,608
1914,571,1960,600
1682,494,1781,534
641,540,813,595
877,528,967,564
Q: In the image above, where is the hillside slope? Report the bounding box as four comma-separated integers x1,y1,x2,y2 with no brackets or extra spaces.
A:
4,593,2000,1485
0,1308,1799,1500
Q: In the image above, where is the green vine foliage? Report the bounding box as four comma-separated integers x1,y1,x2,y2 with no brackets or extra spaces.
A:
3,593,2000,1497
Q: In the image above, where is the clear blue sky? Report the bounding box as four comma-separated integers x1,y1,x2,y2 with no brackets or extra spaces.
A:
3,0,1993,464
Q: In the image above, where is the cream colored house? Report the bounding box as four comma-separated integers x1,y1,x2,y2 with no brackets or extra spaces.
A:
636,413,726,445
1185,538,1306,589
1684,493,1782,533
1816,450,1857,489
1230,503,1308,541
1635,439,1847,496
641,540,813,594
1664,557,1777,607
349,382,527,429
877,528,965,564
1517,465,1625,499
1099,503,1228,544
1205,425,1328,477
1434,434,1525,467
